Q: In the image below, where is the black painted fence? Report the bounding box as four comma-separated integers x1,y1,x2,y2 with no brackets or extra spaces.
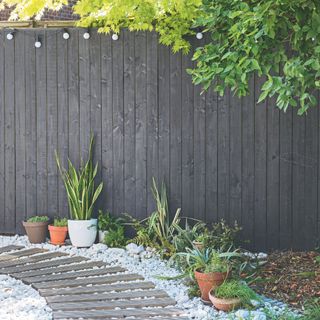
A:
0,28,319,251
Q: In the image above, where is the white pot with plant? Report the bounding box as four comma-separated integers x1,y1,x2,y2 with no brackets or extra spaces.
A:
56,135,103,248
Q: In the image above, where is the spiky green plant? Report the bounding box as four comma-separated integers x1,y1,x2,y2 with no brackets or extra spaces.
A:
55,135,103,220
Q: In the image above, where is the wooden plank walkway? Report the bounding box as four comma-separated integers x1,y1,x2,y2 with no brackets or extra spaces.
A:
0,245,187,320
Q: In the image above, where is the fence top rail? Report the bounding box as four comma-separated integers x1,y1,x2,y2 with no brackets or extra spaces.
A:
0,20,77,29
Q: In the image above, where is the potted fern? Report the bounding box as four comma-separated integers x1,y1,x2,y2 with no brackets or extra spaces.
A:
55,135,103,247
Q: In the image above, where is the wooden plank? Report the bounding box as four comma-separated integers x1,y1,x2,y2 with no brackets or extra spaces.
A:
0,245,24,254
266,98,280,250
7,247,47,257
135,31,147,219
254,75,267,251
1,253,80,275
101,34,113,213
279,107,293,249
57,26,69,217
4,27,16,233
205,87,218,223
229,89,242,225
34,273,144,289
79,27,91,160
53,307,182,319
0,31,4,233
50,297,176,311
112,28,124,216
158,44,170,194
23,266,125,283
170,50,183,215
181,44,194,220
39,281,155,296
123,29,136,215
46,289,168,303
14,261,106,279
36,29,48,216
68,28,80,168
14,30,26,234
241,77,255,250
25,30,37,221
146,31,159,213
47,30,58,217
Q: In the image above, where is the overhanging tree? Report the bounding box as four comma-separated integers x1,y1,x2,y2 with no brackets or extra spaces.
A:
1,0,320,114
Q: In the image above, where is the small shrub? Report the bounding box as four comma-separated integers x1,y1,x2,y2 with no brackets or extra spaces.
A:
53,217,68,227
103,225,127,248
98,210,124,231
214,280,258,305
27,216,49,223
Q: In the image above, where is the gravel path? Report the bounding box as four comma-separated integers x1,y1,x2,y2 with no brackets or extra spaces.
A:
0,235,300,320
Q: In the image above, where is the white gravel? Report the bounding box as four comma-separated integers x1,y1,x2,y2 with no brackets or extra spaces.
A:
0,235,300,320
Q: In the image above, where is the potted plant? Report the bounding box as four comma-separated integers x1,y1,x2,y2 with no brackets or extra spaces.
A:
56,135,103,248
209,280,258,311
176,248,239,303
48,217,68,245
98,210,124,243
193,233,206,250
22,216,49,244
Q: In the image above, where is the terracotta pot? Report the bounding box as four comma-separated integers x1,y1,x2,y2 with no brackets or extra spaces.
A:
48,225,68,245
192,241,204,250
209,289,241,311
22,221,49,244
194,269,229,302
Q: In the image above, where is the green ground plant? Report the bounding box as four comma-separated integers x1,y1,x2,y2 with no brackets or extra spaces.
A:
103,225,127,248
27,216,49,223
53,217,68,227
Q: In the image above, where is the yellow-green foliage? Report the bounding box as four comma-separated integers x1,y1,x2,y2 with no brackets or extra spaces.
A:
2,0,201,53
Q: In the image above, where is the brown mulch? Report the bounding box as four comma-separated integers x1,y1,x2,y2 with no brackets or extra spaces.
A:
251,251,320,307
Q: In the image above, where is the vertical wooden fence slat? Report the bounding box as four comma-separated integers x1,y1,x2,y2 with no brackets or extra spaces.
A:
4,28,16,232
68,29,80,168
15,30,26,232
0,31,5,232
123,29,136,216
181,48,194,220
229,90,242,225
146,31,159,214
266,99,280,250
47,30,58,217
25,30,37,221
279,107,293,249
36,30,47,215
101,35,113,213
57,28,69,217
89,31,102,213
135,32,147,219
112,31,124,216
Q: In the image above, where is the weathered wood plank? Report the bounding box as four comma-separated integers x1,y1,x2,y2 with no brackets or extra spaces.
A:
50,297,175,311
0,31,4,233
0,253,77,272
14,261,106,279
34,273,144,289
23,266,125,283
52,307,182,319
46,289,168,303
0,245,24,254
39,281,155,296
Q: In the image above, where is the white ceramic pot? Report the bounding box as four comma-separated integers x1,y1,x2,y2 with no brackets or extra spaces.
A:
98,230,108,243
68,219,97,247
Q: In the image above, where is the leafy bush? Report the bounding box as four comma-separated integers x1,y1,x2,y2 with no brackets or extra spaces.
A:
27,216,49,223
98,210,124,231
214,280,258,305
56,135,103,220
53,217,68,227
103,225,127,248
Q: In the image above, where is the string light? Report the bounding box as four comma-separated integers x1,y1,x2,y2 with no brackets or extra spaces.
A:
112,33,119,41
83,31,90,40
196,32,203,40
35,36,42,48
62,29,70,40
6,32,14,40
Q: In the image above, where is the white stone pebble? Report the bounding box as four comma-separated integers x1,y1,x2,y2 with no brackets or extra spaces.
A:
0,236,300,320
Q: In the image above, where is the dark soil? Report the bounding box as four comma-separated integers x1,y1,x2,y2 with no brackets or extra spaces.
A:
251,251,320,307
